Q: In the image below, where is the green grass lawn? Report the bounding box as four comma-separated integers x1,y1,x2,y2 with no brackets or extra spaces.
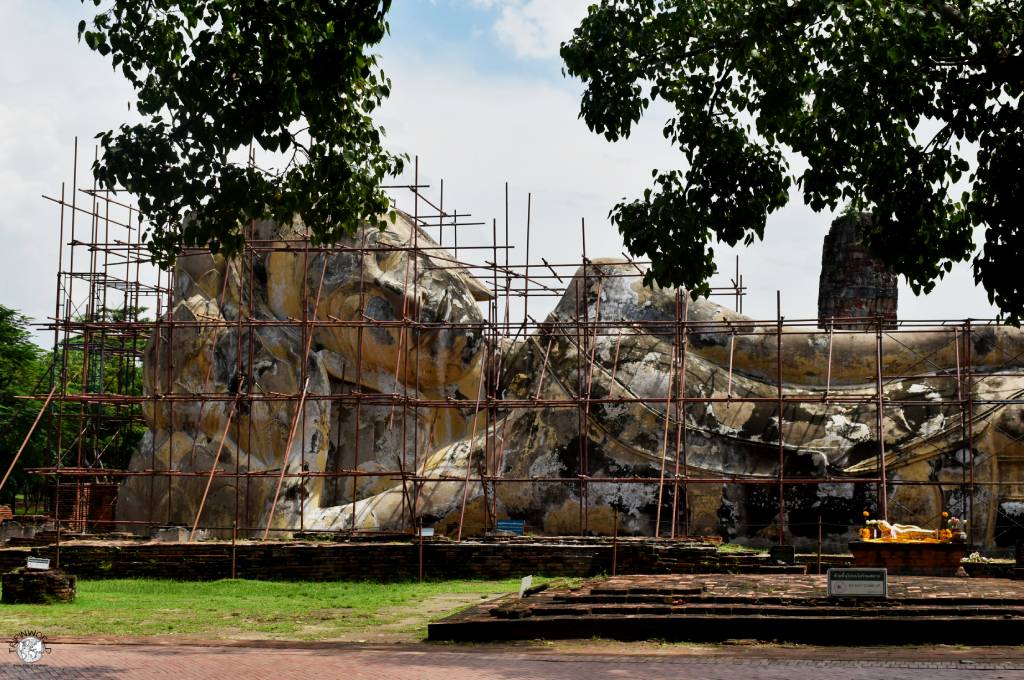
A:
0,578,529,641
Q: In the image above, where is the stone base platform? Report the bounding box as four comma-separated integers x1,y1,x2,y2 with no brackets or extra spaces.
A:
849,541,973,575
0,539,815,581
428,574,1024,644
2,568,76,604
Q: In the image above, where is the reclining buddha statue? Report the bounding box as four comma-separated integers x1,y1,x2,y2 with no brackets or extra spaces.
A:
116,213,1024,549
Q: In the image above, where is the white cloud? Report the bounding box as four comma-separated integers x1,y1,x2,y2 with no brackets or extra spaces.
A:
0,1,143,339
484,0,593,60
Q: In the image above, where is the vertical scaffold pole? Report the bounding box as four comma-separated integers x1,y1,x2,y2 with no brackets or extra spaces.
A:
876,316,888,519
776,291,785,545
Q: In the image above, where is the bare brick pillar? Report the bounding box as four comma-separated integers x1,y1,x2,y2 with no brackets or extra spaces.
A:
817,213,897,330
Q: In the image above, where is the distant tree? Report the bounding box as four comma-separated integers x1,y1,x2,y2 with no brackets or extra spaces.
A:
57,306,149,474
0,304,150,511
0,306,48,510
562,1,1024,320
78,0,403,267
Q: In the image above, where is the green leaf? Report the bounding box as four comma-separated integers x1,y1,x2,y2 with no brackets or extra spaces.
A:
79,0,402,265
561,0,1021,319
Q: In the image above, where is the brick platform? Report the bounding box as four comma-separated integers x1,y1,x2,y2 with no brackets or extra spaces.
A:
429,574,1024,644
849,541,973,576
2,567,76,604
0,538,1010,582
0,539,811,582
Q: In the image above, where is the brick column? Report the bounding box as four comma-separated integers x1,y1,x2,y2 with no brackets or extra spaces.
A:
817,213,897,330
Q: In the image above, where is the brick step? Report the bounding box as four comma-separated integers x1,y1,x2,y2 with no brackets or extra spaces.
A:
553,594,678,604
588,585,704,597
438,574,1024,643
597,563,809,575
751,565,808,574
522,603,1024,618
431,613,1024,644
649,562,809,573
688,594,1024,606
548,593,1024,607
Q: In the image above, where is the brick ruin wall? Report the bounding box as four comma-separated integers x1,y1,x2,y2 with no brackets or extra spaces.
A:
818,213,898,329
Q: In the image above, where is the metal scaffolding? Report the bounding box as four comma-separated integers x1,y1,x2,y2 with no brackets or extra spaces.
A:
18,139,1024,549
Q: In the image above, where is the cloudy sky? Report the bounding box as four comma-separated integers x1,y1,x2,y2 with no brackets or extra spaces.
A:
0,0,998,340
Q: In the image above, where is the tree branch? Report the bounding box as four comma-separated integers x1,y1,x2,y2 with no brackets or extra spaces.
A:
920,1,966,28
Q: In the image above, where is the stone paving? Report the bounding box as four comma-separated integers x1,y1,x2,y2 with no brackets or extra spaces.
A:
432,574,1024,643
1,642,1024,680
587,573,1024,600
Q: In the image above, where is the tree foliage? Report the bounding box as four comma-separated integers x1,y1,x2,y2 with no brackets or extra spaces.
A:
56,308,148,477
78,0,403,267
0,305,147,510
0,307,49,509
562,1,1024,319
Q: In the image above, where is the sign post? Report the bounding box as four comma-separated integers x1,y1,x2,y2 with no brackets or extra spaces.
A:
828,567,888,597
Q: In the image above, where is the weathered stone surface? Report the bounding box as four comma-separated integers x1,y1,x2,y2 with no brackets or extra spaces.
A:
3,540,1016,581
849,540,973,576
818,213,898,329
1,568,76,604
153,527,189,543
117,217,1024,549
118,213,489,537
429,574,1024,644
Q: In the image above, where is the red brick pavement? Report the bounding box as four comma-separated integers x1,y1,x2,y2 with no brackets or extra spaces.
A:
1,642,1023,680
